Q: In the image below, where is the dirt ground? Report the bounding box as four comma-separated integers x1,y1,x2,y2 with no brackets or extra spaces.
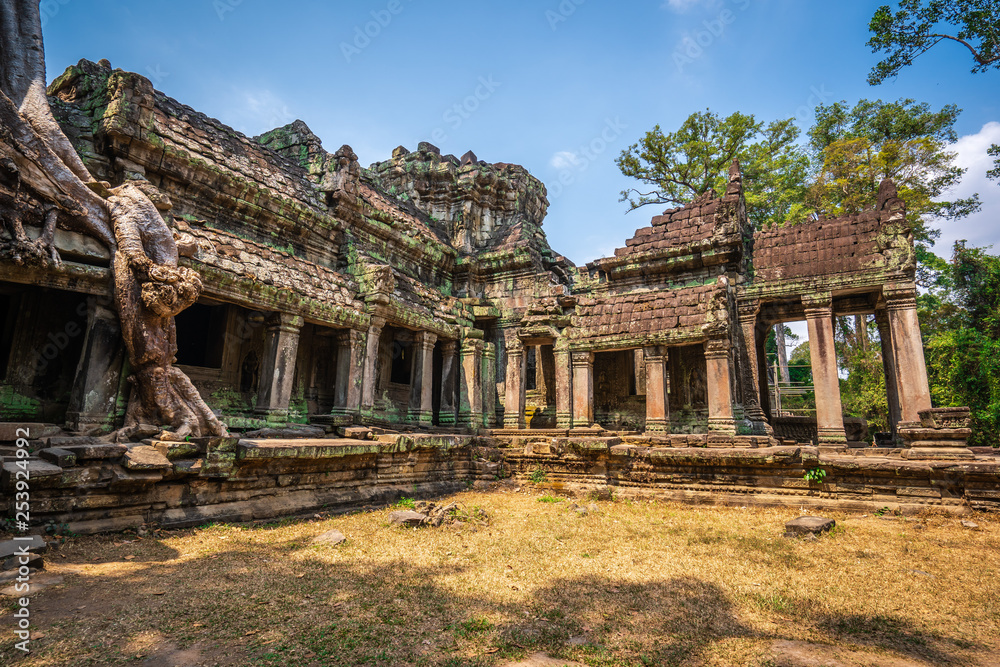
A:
1,487,997,666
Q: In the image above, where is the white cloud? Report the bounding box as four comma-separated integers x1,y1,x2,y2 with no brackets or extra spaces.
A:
550,150,579,170
932,121,1000,254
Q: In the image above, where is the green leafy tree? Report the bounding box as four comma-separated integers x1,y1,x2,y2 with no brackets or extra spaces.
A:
867,1,1000,184
867,0,1000,84
922,242,1000,446
808,98,980,245
834,316,890,434
615,109,811,228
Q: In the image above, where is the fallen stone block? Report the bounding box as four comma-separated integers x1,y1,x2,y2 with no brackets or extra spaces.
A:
2,460,63,490
388,510,427,527
124,445,172,471
337,426,373,440
2,552,43,572
57,442,128,460
0,423,62,442
0,536,48,559
39,447,77,468
313,529,347,546
784,516,835,537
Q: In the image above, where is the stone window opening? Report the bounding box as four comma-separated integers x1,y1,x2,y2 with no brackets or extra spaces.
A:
525,346,537,391
174,302,227,369
390,340,413,385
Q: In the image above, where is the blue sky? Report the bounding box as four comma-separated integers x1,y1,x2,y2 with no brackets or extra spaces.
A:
42,0,999,271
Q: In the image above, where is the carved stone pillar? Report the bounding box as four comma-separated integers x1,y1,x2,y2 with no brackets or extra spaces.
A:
255,313,304,421
66,296,128,433
554,343,573,429
439,340,458,426
360,316,385,417
482,341,497,428
704,337,736,434
804,296,846,444
570,350,593,427
737,299,771,428
332,328,366,421
503,334,526,429
407,331,437,425
458,336,483,428
644,346,670,433
884,283,932,425
874,309,902,438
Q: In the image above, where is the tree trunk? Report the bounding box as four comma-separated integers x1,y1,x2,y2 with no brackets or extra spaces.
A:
854,315,868,352
0,0,226,440
774,323,789,383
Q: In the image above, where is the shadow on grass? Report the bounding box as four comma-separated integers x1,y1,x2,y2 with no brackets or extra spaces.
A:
0,541,983,667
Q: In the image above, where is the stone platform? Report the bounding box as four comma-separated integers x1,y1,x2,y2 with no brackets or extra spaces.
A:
3,431,998,534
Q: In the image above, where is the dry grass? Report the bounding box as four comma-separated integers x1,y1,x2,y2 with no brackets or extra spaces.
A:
2,487,999,666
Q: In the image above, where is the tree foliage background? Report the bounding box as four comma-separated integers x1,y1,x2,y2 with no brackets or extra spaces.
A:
614,1,999,444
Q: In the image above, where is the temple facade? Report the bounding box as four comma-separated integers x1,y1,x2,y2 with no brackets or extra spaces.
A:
1,60,931,449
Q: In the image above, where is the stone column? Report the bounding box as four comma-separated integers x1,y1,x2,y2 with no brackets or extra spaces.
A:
255,313,304,422
804,296,847,444
332,328,366,421
482,341,497,428
704,338,736,434
360,316,385,418
570,350,594,428
407,332,437,425
503,334,526,429
875,309,902,438
737,300,770,426
66,296,128,433
554,344,573,429
438,340,458,426
458,337,483,428
644,346,670,432
884,283,932,425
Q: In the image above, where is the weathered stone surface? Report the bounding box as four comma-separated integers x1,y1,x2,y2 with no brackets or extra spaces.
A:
2,552,43,572
0,536,48,559
784,516,835,536
242,426,326,439
39,447,78,467
56,442,128,460
0,424,62,442
388,510,427,527
123,446,172,471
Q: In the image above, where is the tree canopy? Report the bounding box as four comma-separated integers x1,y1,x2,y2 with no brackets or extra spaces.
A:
868,1,1000,186
867,0,1000,84
614,110,811,229
807,98,980,245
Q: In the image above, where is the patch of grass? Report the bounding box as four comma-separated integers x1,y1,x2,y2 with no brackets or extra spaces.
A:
392,496,416,509
8,493,998,667
450,616,494,638
537,494,563,503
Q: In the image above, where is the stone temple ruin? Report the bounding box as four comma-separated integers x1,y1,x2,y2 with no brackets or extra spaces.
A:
1,59,998,532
